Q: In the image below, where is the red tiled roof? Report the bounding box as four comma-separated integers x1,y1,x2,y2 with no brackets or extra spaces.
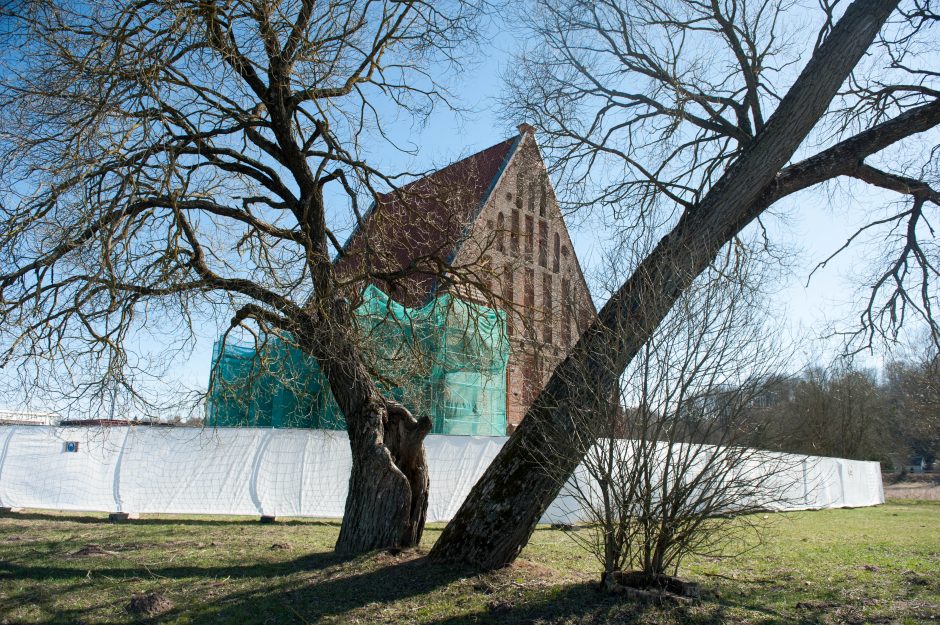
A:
336,135,518,306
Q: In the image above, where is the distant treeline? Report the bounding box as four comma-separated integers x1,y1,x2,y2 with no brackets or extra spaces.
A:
736,349,938,467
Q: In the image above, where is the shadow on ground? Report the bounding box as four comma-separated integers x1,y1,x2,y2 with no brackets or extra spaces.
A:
2,510,341,527
134,556,813,625
0,542,836,625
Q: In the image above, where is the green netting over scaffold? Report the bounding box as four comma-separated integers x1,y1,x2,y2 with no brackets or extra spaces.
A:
207,285,509,436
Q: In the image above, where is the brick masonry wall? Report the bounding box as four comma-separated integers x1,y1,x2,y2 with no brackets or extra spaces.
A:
452,132,595,433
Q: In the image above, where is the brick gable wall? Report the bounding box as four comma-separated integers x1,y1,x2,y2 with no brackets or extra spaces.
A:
450,131,594,432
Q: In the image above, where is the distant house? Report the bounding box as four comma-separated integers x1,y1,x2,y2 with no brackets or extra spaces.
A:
0,410,60,426
907,456,927,473
337,124,595,433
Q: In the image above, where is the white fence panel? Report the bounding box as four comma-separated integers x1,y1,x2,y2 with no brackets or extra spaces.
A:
0,425,884,519
0,426,126,512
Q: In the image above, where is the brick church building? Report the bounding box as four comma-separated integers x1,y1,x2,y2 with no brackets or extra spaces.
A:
338,124,594,433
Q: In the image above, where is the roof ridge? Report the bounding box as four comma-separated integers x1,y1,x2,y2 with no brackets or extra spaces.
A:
444,133,523,266
378,136,517,199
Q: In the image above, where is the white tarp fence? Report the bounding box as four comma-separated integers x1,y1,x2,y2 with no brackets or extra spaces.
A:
0,426,883,521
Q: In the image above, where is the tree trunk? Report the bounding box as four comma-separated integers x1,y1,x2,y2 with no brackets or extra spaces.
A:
335,396,432,554
303,315,432,556
429,0,899,569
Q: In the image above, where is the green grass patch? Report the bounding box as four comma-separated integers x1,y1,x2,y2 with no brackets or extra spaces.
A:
0,503,937,624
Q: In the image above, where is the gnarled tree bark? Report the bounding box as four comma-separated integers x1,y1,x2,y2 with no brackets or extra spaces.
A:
335,395,432,554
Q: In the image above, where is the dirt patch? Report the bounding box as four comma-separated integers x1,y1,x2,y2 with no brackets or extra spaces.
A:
127,592,173,616
269,542,293,551
1,535,39,544
372,547,424,566
474,557,574,593
487,598,515,614
70,544,118,557
903,570,931,587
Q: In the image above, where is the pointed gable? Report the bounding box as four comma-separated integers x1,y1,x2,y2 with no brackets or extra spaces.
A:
452,127,596,319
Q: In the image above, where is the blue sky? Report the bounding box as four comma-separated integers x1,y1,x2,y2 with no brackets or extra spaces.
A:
3,6,923,414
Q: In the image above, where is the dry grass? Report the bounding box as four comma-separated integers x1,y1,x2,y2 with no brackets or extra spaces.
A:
885,484,940,500
0,502,937,624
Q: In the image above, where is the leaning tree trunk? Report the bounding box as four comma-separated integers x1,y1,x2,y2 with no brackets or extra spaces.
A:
429,0,899,569
304,317,432,555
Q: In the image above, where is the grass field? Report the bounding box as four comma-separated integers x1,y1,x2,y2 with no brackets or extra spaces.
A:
1,502,937,624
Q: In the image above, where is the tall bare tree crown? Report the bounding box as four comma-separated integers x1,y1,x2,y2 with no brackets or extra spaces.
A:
502,0,939,349
0,0,488,412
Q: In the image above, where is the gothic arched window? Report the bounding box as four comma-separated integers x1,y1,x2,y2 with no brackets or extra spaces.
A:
553,233,560,273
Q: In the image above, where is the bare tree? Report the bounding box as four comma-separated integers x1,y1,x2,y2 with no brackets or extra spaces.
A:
883,336,940,464
431,0,939,568
538,245,801,591
738,340,939,465
0,0,490,554
506,0,940,349
765,364,892,460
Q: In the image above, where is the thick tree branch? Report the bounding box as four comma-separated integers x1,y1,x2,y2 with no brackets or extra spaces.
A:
850,164,940,203
763,98,940,203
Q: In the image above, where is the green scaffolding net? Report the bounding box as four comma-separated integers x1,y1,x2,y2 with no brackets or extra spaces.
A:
207,285,509,436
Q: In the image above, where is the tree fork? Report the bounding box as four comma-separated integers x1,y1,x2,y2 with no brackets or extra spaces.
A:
305,317,433,556
429,0,900,569
334,396,433,554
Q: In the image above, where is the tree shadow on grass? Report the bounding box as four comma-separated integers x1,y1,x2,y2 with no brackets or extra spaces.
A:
1,510,342,527
0,550,353,584
0,548,475,624
421,583,820,625
133,557,804,625
145,553,478,625
0,545,830,625
137,554,555,625
141,565,813,625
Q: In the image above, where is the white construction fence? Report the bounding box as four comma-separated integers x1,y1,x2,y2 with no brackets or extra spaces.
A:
0,425,883,521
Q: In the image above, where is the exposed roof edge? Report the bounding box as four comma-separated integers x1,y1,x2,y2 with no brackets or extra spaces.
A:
336,135,520,262
426,132,523,302
445,132,524,266
338,200,376,258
